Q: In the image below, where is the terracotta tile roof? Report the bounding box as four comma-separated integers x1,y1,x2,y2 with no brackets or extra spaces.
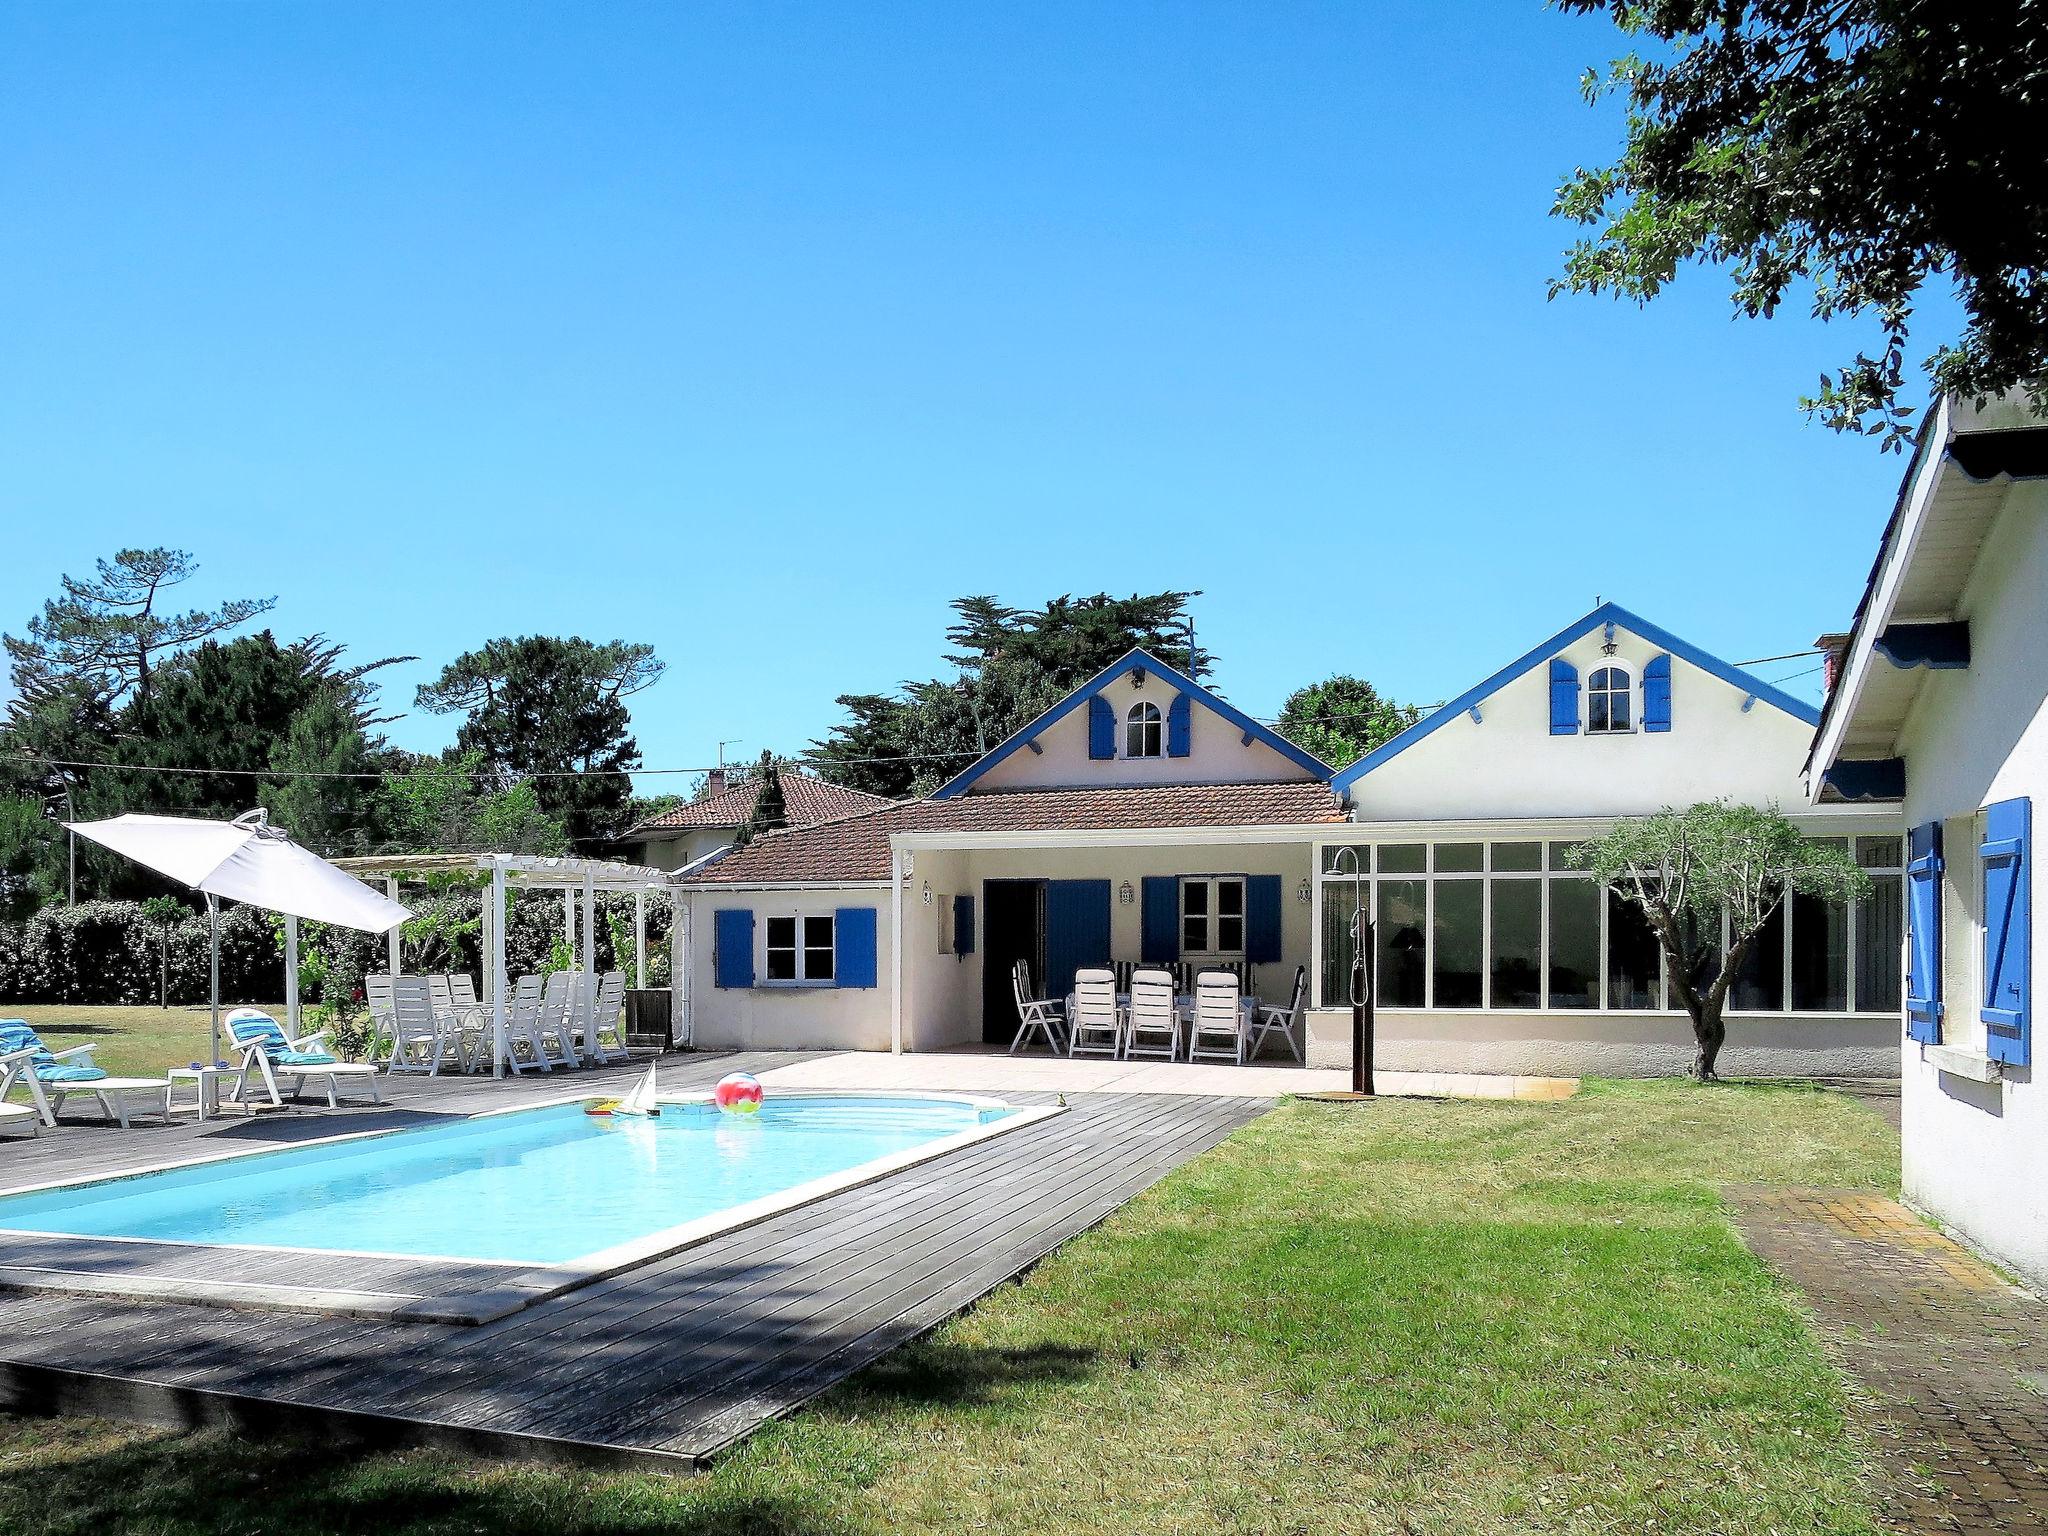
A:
626,774,892,835
680,781,1345,884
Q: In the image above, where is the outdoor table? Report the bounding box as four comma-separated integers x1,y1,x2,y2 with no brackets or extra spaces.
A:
167,1064,246,1120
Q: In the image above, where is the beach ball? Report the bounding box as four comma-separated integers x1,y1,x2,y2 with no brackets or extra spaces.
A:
714,1072,763,1115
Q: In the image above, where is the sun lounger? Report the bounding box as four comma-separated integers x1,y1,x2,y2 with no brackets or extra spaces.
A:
0,1019,171,1129
224,1008,383,1109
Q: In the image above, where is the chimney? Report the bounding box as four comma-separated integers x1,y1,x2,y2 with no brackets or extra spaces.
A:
1814,633,1851,695
705,767,727,799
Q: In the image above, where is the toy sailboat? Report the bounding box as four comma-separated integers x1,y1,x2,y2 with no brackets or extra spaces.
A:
615,1062,662,1118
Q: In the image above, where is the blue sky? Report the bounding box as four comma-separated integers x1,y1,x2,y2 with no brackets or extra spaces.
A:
0,2,1950,785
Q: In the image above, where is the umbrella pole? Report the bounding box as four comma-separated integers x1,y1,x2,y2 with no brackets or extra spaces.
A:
491,862,508,1079
206,893,222,1067
285,913,301,1036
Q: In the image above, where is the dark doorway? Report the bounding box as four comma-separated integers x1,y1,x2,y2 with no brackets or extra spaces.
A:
982,879,1046,1044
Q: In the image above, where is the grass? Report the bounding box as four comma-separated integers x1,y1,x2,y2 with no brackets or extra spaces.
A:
0,1078,1899,1534
0,1003,273,1081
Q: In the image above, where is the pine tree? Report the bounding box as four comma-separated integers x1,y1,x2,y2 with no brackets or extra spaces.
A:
739,751,789,844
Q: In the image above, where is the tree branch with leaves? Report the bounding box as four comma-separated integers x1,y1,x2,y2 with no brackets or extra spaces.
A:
1552,1,2048,447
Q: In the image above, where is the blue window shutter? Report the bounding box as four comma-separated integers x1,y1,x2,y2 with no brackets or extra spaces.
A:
1642,653,1672,733
1549,660,1580,735
1088,695,1115,759
1981,798,2031,1065
1044,879,1111,999
714,909,754,989
1167,693,1192,757
953,894,975,957
1141,877,1179,964
1906,821,1944,1042
1246,875,1282,964
834,907,878,988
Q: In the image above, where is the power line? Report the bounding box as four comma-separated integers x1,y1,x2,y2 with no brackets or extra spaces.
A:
1733,648,1824,667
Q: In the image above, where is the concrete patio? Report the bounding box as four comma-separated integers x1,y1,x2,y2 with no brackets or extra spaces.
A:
756,1046,1579,1101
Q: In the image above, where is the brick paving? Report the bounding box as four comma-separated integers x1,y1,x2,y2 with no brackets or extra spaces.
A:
1731,1186,2048,1533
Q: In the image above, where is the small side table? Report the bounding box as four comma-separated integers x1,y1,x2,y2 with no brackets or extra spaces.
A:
167,1065,245,1120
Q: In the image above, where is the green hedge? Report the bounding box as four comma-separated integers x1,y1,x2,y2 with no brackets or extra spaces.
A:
0,890,675,1008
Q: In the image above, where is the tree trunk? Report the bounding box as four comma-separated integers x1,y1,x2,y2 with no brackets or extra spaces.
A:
1685,997,1726,1081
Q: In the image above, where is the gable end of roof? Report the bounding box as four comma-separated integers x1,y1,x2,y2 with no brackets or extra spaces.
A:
931,647,1334,798
1330,603,1821,797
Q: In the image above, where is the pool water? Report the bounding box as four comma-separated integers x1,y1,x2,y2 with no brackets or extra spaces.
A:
0,1095,1015,1265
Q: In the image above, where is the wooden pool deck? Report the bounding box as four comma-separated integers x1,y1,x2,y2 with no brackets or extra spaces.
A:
0,1051,1266,1472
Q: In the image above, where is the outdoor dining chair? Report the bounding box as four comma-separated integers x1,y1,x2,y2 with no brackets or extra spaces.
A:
1124,967,1181,1061
539,971,583,1069
1187,970,1249,1064
1009,960,1067,1054
1067,968,1123,1058
382,975,460,1074
584,971,627,1063
1248,965,1308,1062
501,973,560,1073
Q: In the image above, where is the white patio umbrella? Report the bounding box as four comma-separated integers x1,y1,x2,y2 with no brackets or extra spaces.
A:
67,809,411,1064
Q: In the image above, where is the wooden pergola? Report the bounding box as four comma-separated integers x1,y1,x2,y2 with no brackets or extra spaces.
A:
330,853,686,1077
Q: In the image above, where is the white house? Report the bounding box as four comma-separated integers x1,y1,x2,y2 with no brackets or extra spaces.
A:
1807,394,2046,1288
673,602,1902,1077
616,770,891,872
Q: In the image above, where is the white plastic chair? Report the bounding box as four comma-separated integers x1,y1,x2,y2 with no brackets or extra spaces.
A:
1124,967,1181,1061
540,971,582,1068
587,972,627,1062
1008,960,1066,1054
1066,968,1123,1058
1187,970,1248,1064
383,975,457,1074
501,974,555,1073
364,972,400,1061
1248,966,1308,1063
446,972,491,1070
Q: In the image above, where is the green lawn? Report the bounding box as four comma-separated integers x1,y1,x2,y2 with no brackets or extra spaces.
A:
0,1003,277,1081
0,1079,1899,1535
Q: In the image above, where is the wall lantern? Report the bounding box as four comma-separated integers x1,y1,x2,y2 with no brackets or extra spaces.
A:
921,880,933,907
1118,880,1135,905
1295,878,1312,905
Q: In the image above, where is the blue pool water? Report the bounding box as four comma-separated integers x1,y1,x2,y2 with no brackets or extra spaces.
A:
0,1096,1014,1265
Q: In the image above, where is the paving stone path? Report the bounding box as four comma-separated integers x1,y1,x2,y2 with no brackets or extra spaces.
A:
1731,1187,2048,1533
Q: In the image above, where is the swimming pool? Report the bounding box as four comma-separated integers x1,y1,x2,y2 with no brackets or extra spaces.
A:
0,1094,1031,1267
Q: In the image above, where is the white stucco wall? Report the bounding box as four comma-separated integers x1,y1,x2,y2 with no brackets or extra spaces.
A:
1347,624,1818,821
1893,480,2048,1289
627,828,734,872
902,848,979,1052
899,840,1318,1050
1304,1007,1896,1077
681,886,895,1052
971,672,1315,792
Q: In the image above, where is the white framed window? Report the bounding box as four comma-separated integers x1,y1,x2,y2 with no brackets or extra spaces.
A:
1125,701,1163,758
1587,665,1633,733
1314,836,1905,1015
765,913,835,983
1182,876,1246,957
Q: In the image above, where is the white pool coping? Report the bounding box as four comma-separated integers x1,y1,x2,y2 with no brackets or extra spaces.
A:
0,1090,1065,1324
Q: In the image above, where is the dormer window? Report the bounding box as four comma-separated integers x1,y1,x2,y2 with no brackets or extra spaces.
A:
1587,665,1632,734
1125,701,1163,758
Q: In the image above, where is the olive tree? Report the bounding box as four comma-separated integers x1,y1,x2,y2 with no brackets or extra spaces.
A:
1571,803,1870,1080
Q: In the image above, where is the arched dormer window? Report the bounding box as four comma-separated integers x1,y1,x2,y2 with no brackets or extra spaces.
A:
1125,701,1163,758
1587,664,1633,734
